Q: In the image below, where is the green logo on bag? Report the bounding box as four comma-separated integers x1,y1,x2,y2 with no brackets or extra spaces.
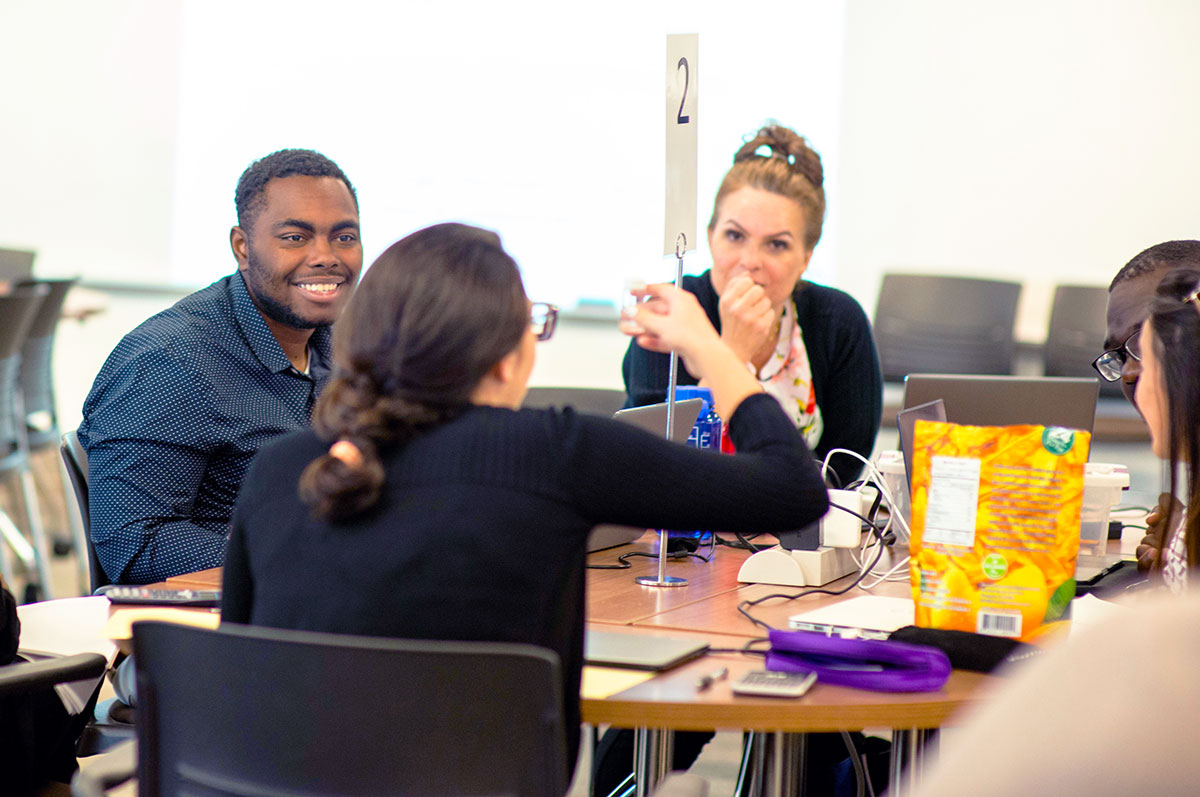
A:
982,553,1008,580
1042,427,1075,455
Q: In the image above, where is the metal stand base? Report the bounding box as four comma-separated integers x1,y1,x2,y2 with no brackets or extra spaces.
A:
634,575,688,587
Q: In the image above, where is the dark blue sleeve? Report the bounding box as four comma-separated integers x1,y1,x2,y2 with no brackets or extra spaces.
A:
80,344,228,584
804,286,883,487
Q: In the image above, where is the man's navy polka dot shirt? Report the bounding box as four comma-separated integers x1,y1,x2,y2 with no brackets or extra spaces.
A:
78,271,332,585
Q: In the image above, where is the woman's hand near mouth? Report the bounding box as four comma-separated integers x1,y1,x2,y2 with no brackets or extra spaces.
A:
717,273,777,368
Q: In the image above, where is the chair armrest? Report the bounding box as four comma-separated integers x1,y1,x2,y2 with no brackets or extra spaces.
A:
71,739,138,797
0,653,107,696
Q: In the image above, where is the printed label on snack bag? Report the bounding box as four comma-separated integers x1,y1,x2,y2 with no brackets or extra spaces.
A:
923,456,981,547
977,609,1022,638
1042,427,1075,455
982,552,1008,580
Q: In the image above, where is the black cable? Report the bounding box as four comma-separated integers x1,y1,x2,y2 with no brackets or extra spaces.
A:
586,545,713,570
714,533,774,553
735,504,891,630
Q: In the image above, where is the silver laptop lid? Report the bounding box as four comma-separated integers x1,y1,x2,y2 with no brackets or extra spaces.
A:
585,397,706,553
612,397,704,442
901,375,1100,435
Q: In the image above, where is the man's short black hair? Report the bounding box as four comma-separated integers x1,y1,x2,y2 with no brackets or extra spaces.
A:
234,149,358,232
1110,240,1200,291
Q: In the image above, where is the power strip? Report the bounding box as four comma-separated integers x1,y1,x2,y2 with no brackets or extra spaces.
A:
736,545,858,588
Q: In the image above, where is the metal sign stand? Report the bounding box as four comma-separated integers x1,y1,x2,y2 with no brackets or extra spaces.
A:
636,234,689,589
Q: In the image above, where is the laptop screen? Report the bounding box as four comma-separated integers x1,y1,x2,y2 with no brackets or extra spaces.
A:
901,375,1100,435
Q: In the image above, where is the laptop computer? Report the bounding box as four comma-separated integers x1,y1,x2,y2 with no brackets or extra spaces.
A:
901,375,1099,435
899,375,1116,578
612,397,704,442
585,398,706,552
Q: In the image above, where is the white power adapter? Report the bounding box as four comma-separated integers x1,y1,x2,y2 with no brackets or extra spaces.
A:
820,489,862,548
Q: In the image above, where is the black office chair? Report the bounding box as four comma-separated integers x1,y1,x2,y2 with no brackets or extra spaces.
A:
524,386,628,417
1044,284,1121,399
0,650,109,794
60,430,108,592
873,273,1022,382
73,621,570,797
0,286,55,600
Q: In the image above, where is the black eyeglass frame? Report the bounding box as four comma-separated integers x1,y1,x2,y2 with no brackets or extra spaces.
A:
531,302,558,342
1092,327,1142,383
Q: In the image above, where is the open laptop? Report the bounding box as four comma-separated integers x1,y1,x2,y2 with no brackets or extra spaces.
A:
900,375,1118,578
901,375,1099,435
585,398,705,552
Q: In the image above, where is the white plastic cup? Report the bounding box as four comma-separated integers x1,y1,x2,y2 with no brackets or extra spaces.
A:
874,450,911,529
1079,463,1130,556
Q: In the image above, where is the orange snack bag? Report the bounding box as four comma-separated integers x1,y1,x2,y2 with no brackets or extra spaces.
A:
908,421,1089,642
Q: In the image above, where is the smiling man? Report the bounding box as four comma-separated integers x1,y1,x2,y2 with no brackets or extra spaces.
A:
79,149,363,584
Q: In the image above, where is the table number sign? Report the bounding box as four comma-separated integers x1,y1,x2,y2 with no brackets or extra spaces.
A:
664,33,698,256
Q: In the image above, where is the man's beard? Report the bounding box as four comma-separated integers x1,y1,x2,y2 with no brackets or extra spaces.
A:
244,249,321,330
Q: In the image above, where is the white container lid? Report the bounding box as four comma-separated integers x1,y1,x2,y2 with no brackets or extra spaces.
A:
1084,462,1131,489
875,450,905,475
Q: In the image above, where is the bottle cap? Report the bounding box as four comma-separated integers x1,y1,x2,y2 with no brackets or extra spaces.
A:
674,385,713,416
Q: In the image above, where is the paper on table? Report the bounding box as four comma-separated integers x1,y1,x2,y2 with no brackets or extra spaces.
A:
17,596,118,714
581,666,655,700
788,595,916,635
1069,593,1128,636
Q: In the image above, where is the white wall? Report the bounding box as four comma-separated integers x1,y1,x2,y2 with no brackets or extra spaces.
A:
12,0,1200,409
0,0,181,283
837,0,1200,339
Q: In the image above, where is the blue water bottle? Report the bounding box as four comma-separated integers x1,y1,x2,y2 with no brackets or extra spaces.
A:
669,386,723,544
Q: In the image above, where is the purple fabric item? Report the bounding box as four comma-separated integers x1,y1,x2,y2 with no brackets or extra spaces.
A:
765,628,951,692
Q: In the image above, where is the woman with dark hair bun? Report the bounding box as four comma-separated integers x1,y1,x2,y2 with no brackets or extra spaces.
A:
1133,267,1200,593
221,222,829,774
623,123,882,488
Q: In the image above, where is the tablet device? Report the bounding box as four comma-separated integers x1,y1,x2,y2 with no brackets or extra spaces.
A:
584,629,709,671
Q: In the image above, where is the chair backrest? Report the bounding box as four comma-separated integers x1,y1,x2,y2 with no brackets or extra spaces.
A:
16,278,79,448
0,288,48,459
523,386,628,417
132,621,568,797
61,430,108,591
1044,284,1120,398
873,274,1022,382
0,247,35,281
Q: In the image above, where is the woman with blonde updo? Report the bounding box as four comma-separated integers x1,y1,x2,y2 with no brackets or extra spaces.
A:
221,223,829,778
624,124,882,487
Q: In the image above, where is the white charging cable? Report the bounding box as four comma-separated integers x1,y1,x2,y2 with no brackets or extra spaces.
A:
820,448,913,588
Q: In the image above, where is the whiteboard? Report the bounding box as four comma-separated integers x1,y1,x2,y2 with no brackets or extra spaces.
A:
168,0,846,309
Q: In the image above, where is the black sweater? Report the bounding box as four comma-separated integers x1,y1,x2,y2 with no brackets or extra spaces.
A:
222,393,828,770
622,272,883,487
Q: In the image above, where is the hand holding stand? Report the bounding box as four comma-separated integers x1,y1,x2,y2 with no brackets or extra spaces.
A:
636,233,690,588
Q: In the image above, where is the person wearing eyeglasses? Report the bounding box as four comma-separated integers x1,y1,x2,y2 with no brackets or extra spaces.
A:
221,222,830,776
1096,241,1200,573
1124,268,1200,593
